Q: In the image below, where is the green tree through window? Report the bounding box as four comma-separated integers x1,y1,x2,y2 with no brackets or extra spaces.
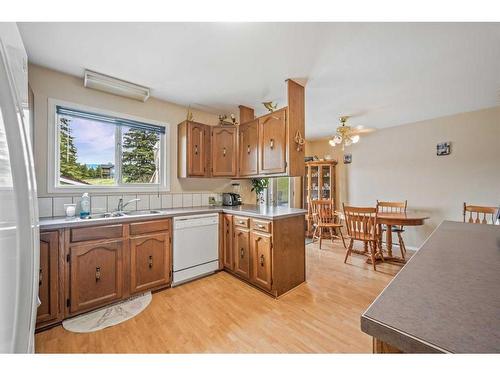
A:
59,117,85,182
122,128,160,183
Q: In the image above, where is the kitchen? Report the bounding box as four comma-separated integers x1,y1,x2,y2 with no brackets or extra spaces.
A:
1,10,499,374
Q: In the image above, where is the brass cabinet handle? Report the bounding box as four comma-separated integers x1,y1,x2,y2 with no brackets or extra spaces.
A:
257,224,265,228
260,254,265,267
95,266,101,282
148,255,153,269
194,145,198,155
240,248,244,258
270,138,274,149
39,268,42,286
247,145,250,154
223,147,227,157
239,220,244,224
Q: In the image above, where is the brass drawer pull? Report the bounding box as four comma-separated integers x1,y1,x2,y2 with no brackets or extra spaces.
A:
194,145,198,155
257,224,265,228
223,147,227,156
238,220,245,224
39,268,42,286
240,248,244,258
95,266,101,282
148,255,153,269
270,138,274,149
247,145,250,154
260,254,265,267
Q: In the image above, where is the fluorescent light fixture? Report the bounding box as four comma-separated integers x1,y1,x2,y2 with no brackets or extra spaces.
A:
84,70,150,102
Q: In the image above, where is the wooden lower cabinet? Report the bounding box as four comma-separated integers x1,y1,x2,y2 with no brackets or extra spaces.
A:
37,231,60,326
250,231,272,291
233,226,251,279
224,215,305,297
69,239,124,314
222,214,233,270
130,232,171,294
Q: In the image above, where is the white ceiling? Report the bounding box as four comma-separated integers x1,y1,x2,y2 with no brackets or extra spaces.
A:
17,22,500,139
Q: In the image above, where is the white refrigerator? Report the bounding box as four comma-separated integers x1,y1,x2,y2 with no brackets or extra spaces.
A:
0,23,39,353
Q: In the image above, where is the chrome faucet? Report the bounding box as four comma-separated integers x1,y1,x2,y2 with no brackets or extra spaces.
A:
117,198,140,212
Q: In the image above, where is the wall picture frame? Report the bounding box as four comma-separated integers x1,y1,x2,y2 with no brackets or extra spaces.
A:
437,142,451,156
343,153,352,164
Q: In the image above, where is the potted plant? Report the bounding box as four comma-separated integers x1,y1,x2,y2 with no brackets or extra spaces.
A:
251,178,269,207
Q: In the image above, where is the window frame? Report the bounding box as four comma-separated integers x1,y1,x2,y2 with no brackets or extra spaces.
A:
47,98,170,193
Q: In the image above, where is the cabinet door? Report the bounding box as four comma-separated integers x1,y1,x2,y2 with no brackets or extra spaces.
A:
250,231,272,291
37,231,59,324
233,227,250,279
188,122,208,176
69,240,123,314
211,126,237,176
130,232,171,294
222,214,233,270
239,120,259,176
259,108,287,174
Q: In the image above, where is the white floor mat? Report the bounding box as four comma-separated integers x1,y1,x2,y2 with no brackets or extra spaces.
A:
62,292,152,333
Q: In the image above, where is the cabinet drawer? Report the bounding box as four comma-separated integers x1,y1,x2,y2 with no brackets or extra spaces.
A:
130,219,170,236
70,224,123,243
251,219,272,233
233,216,250,228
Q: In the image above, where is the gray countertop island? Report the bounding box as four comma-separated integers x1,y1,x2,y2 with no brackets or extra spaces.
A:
361,221,500,353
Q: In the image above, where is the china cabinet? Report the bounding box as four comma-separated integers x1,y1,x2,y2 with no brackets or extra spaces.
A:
303,160,337,236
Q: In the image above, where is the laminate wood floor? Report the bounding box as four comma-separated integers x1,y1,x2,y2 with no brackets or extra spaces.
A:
35,241,407,353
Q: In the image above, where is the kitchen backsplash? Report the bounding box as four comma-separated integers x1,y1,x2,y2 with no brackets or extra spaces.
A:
37,192,221,218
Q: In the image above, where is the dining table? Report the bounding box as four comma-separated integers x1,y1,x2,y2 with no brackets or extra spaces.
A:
376,211,430,263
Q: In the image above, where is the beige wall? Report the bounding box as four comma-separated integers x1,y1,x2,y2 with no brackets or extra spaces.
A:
305,106,500,248
29,64,252,199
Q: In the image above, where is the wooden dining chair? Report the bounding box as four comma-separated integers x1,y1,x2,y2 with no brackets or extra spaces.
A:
463,203,498,224
310,199,347,249
377,200,408,260
342,204,383,271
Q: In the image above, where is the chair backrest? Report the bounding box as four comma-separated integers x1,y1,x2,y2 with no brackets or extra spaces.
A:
463,203,497,224
376,200,407,214
343,204,377,241
310,199,336,225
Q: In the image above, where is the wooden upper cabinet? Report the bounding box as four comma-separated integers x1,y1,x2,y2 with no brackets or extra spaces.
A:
238,119,259,176
178,121,210,178
211,126,237,177
69,240,123,314
250,231,272,291
130,232,171,294
37,231,59,325
222,214,233,270
188,122,209,176
233,226,250,280
259,108,287,174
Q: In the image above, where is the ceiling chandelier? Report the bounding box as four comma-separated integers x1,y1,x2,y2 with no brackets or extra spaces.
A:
329,116,360,149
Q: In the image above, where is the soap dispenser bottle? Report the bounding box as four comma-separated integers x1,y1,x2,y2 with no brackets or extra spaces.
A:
80,193,90,218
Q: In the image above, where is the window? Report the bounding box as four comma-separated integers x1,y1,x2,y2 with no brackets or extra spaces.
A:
268,177,292,207
48,100,169,192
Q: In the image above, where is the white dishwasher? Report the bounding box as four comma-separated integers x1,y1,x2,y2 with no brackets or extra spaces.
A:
172,214,219,286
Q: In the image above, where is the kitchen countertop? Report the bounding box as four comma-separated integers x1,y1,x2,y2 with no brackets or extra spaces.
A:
361,221,500,353
39,204,307,230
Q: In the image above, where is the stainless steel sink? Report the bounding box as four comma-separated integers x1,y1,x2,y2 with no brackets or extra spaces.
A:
79,212,125,220
124,210,161,216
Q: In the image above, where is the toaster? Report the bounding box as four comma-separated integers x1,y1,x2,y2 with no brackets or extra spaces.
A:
222,193,242,206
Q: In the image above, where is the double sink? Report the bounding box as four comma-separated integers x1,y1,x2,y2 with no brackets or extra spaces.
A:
80,210,161,220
